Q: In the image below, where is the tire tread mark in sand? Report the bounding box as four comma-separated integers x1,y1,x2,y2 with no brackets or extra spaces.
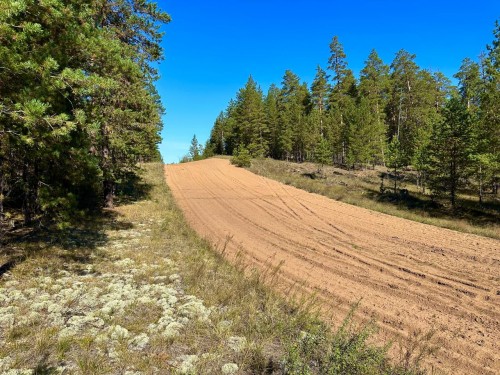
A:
311,227,471,302
249,199,434,298
213,167,264,199
261,176,355,239
262,177,303,219
168,167,285,269
315,238,496,317
248,200,430,292
385,236,494,295
428,273,491,292
194,171,312,256
258,197,307,222
204,170,300,235
246,204,492,315
190,190,418,302
297,200,349,236
195,174,331,256
304,238,484,316
315,240,458,304
250,198,352,248
248,237,437,315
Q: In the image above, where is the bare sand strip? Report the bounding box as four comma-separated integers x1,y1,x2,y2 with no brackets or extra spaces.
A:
165,158,499,375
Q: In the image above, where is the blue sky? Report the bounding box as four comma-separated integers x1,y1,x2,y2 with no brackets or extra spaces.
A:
156,1,500,163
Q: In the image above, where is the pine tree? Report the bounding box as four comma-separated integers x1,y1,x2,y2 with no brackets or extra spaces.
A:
346,98,376,168
455,58,489,201
426,98,474,207
189,135,202,161
277,70,308,161
85,1,169,208
315,137,332,173
480,21,500,196
386,138,406,194
304,108,322,161
207,112,227,155
410,70,448,191
455,58,483,112
386,50,420,164
327,36,357,165
311,66,330,137
359,49,390,166
233,76,268,157
328,36,348,88
293,82,312,161
385,50,445,174
264,84,280,158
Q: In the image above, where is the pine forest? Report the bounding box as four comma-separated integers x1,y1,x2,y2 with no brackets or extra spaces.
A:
206,25,500,207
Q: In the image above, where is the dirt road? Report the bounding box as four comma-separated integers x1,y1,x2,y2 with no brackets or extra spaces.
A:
164,158,499,374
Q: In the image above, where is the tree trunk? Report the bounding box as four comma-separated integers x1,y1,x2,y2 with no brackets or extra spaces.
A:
0,168,4,222
103,179,115,208
22,160,39,225
397,90,403,138
380,137,386,167
342,141,346,165
479,165,483,204
0,154,4,222
394,166,398,194
450,160,456,208
101,121,114,208
376,103,386,167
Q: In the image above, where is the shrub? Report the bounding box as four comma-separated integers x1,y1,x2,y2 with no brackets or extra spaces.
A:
283,303,428,375
231,146,251,167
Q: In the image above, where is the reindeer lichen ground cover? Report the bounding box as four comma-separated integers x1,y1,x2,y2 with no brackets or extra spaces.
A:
0,165,218,374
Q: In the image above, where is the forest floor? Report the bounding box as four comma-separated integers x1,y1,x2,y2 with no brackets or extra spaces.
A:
165,158,500,375
247,158,500,240
0,163,424,375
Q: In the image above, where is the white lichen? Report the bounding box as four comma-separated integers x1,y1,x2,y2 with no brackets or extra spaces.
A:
221,363,239,374
177,355,198,374
227,336,247,353
128,333,150,351
0,222,215,373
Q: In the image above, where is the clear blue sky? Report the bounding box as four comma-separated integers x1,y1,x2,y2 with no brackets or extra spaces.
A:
156,1,500,163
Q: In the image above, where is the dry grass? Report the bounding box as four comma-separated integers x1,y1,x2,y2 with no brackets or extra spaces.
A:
0,163,430,374
247,158,500,240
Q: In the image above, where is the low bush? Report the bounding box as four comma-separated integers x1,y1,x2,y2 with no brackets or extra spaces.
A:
231,146,252,167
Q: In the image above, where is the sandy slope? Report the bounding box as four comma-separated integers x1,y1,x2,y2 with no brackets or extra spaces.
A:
165,158,499,374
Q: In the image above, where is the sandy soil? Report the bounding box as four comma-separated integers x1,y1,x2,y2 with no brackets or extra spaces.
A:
165,158,500,375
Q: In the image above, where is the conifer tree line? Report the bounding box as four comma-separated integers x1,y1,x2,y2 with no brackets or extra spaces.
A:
206,22,500,206
0,0,170,226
